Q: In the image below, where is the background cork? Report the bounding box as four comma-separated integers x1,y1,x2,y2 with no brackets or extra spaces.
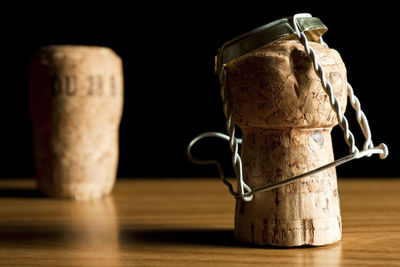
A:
29,45,123,201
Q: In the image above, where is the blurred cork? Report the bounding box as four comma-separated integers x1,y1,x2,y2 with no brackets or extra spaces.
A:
29,45,123,201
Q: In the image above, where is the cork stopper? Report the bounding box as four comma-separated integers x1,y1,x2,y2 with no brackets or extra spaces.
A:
30,45,123,201
227,40,346,246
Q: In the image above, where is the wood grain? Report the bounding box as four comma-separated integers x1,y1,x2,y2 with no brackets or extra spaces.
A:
0,178,399,266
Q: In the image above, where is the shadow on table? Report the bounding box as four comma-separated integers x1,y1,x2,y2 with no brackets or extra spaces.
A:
121,228,315,249
125,228,239,248
0,188,42,198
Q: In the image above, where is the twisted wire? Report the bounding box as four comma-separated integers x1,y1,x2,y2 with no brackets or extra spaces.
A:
219,65,253,201
347,83,374,151
319,36,374,152
293,15,358,154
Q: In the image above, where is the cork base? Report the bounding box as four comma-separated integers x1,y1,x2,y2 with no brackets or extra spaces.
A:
234,128,342,246
234,196,342,247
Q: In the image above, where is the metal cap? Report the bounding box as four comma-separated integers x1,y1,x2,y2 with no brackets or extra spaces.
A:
215,15,328,73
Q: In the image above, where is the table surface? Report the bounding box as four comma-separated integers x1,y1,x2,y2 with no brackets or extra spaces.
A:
0,178,399,266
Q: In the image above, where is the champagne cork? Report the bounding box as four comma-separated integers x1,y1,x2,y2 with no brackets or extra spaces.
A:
227,39,347,246
29,45,123,201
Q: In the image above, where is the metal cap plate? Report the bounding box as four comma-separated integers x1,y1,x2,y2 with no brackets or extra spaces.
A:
215,16,327,73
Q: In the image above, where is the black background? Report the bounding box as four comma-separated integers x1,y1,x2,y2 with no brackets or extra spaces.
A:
0,3,397,178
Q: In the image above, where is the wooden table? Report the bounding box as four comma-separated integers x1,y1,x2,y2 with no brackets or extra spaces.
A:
0,178,399,266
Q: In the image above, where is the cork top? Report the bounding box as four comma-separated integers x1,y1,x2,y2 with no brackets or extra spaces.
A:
227,39,347,129
31,45,121,68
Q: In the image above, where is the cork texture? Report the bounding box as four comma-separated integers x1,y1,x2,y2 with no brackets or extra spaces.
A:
29,45,123,201
227,40,347,246
227,40,347,129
